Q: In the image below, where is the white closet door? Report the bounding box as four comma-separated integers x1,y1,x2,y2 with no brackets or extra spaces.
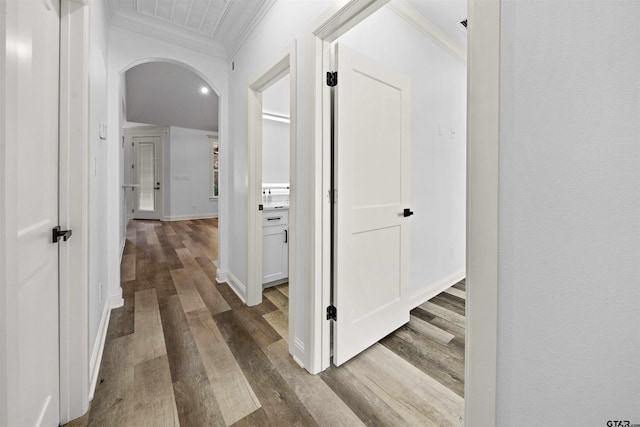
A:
332,44,412,366
5,0,62,424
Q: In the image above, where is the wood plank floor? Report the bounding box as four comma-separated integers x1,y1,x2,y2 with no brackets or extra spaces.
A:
67,218,465,426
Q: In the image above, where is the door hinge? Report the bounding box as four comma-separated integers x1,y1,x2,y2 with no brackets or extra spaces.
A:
326,71,337,87
52,226,72,243
328,189,337,204
131,164,134,169
131,142,134,147
258,204,264,211
326,305,337,321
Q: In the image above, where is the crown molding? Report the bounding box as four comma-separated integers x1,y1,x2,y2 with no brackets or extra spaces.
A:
109,12,228,59
387,0,466,64
226,0,277,59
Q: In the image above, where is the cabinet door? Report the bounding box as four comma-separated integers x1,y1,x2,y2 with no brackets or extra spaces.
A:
263,225,288,284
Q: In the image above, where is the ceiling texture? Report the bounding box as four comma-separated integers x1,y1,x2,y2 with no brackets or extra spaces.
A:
115,0,466,133
106,0,277,58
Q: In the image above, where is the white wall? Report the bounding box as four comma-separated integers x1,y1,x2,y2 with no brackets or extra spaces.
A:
262,75,290,184
107,27,229,298
337,7,466,305
227,0,466,359
495,1,640,425
226,0,335,354
262,119,290,184
167,126,218,219
88,0,111,364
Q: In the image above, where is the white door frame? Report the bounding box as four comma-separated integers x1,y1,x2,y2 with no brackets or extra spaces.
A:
58,0,91,422
0,0,90,424
126,128,166,221
304,0,500,425
247,42,299,358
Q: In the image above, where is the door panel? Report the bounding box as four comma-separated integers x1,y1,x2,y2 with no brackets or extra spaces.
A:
333,44,412,366
8,0,61,424
132,136,163,220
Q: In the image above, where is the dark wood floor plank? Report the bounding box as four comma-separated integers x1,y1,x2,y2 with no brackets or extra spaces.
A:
319,363,406,427
215,310,317,426
86,335,134,427
381,332,464,397
430,293,465,316
158,294,226,426
106,281,135,340
79,219,467,427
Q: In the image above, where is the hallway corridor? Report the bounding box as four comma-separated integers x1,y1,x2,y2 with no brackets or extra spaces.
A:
71,219,465,426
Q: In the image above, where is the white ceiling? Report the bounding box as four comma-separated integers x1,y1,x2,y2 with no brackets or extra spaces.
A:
106,0,277,58
119,1,465,133
405,0,467,50
107,1,465,60
125,61,219,131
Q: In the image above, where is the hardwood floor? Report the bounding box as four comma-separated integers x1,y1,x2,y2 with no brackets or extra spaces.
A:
69,218,465,426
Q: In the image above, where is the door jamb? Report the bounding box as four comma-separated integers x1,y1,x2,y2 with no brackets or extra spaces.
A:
305,0,392,375
305,1,500,425
59,0,90,422
246,42,299,358
125,127,166,221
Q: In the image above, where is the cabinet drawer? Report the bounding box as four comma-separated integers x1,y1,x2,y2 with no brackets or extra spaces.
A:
263,211,288,226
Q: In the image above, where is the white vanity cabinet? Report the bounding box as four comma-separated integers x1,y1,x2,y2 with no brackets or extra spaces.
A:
262,209,289,285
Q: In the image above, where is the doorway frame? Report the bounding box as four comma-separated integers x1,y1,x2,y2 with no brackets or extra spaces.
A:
125,129,166,221
303,0,500,426
246,42,298,357
59,0,91,423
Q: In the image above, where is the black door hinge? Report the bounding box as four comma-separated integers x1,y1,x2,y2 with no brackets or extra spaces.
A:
326,305,337,321
326,71,337,87
52,226,72,243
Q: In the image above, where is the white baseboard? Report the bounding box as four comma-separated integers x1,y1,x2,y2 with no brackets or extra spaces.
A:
225,271,247,303
109,290,124,309
88,300,111,401
88,293,126,401
161,213,218,221
409,269,466,310
293,338,305,369
215,268,227,284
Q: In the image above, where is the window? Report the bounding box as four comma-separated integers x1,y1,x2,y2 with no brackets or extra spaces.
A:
209,136,219,198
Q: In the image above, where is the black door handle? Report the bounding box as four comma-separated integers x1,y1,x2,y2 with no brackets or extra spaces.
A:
52,226,73,243
403,208,414,217
284,229,288,243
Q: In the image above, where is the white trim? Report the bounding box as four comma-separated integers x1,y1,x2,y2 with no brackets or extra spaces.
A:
386,0,467,64
464,0,500,425
246,43,298,364
109,290,124,310
88,300,111,401
162,214,218,222
409,269,466,309
307,0,392,375
293,338,305,369
227,0,278,59
225,271,248,304
58,1,91,423
215,268,227,284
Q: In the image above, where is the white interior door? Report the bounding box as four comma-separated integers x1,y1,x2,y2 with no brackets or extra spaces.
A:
5,0,62,424
332,44,412,366
132,136,163,220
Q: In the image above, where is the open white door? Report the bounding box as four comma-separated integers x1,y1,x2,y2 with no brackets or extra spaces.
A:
332,44,412,366
3,0,62,424
132,136,163,220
